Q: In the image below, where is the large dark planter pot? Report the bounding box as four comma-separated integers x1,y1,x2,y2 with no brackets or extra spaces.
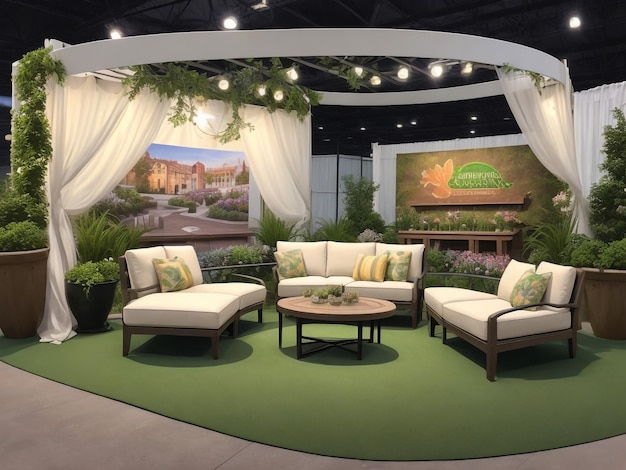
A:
580,268,626,340
65,280,118,333
0,248,49,339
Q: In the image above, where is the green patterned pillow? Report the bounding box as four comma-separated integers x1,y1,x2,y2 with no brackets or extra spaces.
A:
274,249,307,280
152,257,195,293
352,254,389,282
383,250,412,281
510,270,552,308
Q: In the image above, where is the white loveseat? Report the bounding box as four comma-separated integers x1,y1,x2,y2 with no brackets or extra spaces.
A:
274,241,426,328
424,259,585,381
119,245,267,359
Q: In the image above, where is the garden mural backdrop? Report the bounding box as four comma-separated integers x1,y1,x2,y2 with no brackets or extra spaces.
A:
120,143,250,221
396,145,566,231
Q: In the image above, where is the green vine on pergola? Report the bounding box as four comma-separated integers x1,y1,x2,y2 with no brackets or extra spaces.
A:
124,58,323,143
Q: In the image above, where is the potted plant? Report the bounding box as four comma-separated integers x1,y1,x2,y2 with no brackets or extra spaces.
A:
64,209,147,332
0,48,65,339
64,258,120,333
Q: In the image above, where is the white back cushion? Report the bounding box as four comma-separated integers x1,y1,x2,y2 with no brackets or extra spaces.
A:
164,245,203,286
327,242,375,276
125,246,167,296
276,241,327,276
537,261,577,304
376,243,425,282
497,259,536,300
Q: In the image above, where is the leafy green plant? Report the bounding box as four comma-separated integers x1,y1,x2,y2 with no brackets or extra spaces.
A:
72,210,147,263
588,108,626,243
252,211,300,248
3,47,65,251
0,221,48,251
64,259,119,294
599,239,626,270
524,218,576,264
342,175,385,236
308,217,354,241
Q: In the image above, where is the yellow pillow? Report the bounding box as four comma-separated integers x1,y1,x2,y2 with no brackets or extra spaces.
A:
352,254,389,282
152,257,195,293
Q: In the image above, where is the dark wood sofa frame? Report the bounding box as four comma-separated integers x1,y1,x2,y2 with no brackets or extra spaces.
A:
426,268,585,381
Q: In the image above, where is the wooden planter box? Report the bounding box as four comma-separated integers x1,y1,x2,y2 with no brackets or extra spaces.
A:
580,268,626,340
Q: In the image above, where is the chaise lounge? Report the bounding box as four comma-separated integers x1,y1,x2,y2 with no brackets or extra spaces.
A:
119,245,267,359
424,259,585,381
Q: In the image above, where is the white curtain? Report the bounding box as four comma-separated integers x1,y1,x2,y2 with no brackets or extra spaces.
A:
496,67,590,235
240,106,311,227
40,76,171,344
574,81,626,195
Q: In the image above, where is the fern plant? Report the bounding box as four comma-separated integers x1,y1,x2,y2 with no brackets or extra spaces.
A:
252,211,300,248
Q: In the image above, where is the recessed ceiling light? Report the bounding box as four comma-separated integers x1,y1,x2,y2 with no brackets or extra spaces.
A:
470,115,478,121
323,138,331,142
470,130,476,134
110,29,122,39
569,16,581,29
223,16,238,29
318,126,324,130
410,120,417,126
360,127,366,131
396,123,403,129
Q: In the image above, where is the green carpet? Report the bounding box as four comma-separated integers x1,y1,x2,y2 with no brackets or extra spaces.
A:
2,307,626,461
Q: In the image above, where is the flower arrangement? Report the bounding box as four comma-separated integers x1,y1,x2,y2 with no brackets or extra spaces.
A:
431,249,511,278
492,211,521,231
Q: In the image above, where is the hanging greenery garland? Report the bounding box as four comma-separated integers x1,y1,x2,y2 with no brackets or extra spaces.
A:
124,58,322,143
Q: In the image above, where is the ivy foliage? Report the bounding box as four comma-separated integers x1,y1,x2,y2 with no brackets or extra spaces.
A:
501,63,546,94
11,47,66,226
124,58,322,143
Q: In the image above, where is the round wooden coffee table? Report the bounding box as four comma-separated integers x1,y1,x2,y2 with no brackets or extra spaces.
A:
276,296,396,360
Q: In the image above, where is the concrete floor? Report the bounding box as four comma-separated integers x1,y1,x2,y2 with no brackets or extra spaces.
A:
1,359,625,470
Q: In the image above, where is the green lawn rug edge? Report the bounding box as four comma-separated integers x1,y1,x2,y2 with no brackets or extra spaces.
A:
1,308,626,461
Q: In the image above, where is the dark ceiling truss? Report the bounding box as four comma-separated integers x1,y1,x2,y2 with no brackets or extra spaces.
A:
2,0,626,163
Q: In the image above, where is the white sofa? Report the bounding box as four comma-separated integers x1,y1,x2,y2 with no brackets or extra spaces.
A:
274,241,426,328
424,259,585,381
119,245,267,359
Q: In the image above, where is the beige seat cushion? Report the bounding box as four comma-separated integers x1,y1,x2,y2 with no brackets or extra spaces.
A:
276,241,327,276
497,259,536,300
326,241,375,276
123,292,239,329
183,282,266,310
442,298,571,341
424,287,497,315
345,280,415,302
276,275,338,297
537,261,577,311
125,246,167,297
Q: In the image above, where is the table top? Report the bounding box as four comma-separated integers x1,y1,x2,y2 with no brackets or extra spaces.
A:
276,296,396,322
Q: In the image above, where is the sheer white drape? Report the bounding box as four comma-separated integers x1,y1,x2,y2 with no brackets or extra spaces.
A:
240,106,311,226
41,76,170,343
495,67,590,235
372,135,528,224
574,81,626,195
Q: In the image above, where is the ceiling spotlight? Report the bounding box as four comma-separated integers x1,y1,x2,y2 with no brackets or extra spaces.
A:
430,63,444,78
397,66,409,80
318,126,324,130
218,78,230,91
223,16,238,30
396,123,403,129
286,67,298,81
256,85,267,97
461,62,473,74
470,115,478,121
273,89,284,101
251,0,269,10
470,130,476,134
569,16,581,29
370,75,381,86
354,66,364,77
360,127,366,131
109,29,122,40
410,120,417,126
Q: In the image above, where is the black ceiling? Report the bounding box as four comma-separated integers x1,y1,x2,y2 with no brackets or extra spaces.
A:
2,0,626,166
